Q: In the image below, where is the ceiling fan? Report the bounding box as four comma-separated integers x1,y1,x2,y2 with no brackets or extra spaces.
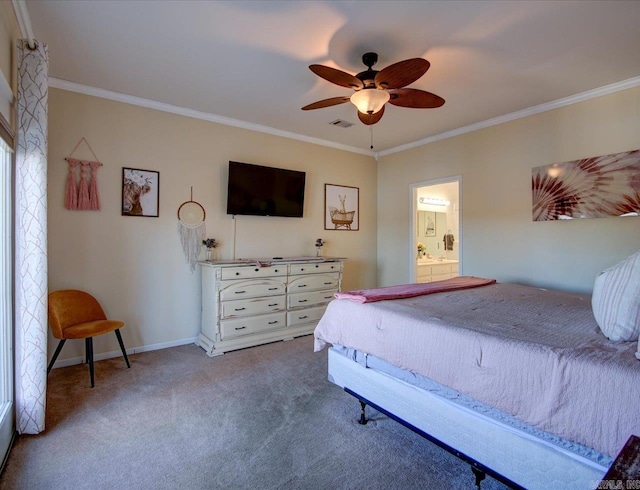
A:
302,52,445,125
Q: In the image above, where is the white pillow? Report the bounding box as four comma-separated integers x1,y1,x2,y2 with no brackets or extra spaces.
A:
592,251,640,342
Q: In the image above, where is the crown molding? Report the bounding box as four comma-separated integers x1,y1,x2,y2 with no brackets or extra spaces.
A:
11,0,36,48
48,74,639,161
377,76,640,158
48,78,374,157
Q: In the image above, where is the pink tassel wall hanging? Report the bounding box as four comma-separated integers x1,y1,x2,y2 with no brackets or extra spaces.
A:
64,137,103,211
65,158,79,210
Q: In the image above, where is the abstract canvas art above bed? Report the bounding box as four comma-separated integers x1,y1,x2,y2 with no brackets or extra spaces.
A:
532,149,640,221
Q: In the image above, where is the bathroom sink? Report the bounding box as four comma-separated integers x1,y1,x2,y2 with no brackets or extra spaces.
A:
417,258,458,265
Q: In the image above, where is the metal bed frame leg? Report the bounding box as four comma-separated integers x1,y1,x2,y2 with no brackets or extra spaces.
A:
472,467,486,489
358,400,368,425
346,388,523,490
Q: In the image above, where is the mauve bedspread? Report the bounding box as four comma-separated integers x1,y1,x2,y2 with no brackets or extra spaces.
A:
314,282,640,457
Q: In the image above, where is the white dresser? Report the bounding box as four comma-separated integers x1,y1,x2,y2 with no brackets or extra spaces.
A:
197,257,345,356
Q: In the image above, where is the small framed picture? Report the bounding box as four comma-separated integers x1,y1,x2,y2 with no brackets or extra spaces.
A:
122,167,159,217
325,184,359,231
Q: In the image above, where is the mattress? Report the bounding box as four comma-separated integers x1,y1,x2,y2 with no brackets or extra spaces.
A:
314,282,640,457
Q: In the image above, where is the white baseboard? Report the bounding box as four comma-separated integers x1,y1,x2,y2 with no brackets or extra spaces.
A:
50,337,199,369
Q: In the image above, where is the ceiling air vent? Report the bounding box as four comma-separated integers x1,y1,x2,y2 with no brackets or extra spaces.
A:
329,119,354,129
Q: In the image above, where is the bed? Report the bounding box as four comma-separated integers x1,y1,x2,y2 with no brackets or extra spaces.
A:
313,276,640,489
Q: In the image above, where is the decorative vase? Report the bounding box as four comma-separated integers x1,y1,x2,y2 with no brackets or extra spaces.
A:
206,248,215,261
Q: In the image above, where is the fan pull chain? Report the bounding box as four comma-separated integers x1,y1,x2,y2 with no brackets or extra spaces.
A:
370,125,374,150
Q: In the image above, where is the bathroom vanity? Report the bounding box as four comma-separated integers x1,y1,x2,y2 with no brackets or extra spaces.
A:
416,259,459,283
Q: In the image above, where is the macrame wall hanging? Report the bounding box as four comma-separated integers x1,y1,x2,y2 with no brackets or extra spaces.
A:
177,187,206,272
64,137,103,210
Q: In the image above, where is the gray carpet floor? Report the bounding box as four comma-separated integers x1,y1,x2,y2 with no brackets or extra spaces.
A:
0,335,509,489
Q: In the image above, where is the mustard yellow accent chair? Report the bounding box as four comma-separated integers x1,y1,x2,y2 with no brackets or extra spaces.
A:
47,290,130,388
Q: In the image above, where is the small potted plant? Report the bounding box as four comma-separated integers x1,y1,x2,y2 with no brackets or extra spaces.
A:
315,238,325,257
202,238,219,261
417,242,426,259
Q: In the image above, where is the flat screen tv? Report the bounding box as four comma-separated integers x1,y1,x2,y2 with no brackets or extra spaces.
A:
226,161,306,218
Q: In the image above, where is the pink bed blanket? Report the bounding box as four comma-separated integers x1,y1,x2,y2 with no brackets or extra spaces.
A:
334,276,496,303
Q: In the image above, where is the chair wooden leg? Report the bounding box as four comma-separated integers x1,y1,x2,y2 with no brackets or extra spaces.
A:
47,339,66,374
114,329,130,368
85,337,95,388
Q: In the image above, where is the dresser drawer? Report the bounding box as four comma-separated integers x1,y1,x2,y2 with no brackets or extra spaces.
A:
288,289,337,309
287,273,339,293
221,296,285,319
220,312,286,339
219,279,285,301
287,305,328,327
289,261,341,275
220,265,287,280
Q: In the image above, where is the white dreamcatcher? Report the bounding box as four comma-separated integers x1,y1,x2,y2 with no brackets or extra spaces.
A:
177,187,206,272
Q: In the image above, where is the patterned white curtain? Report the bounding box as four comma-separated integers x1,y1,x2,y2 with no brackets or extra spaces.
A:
14,39,48,434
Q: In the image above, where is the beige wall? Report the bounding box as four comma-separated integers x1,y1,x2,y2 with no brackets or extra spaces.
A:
378,86,640,292
48,88,377,362
0,1,20,125
0,1,18,87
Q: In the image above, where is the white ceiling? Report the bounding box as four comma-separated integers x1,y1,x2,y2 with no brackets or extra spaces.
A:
25,0,640,155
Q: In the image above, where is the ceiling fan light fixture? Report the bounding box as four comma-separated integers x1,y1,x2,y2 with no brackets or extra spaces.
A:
350,88,390,115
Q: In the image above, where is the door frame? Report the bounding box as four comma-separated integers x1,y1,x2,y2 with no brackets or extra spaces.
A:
409,175,462,283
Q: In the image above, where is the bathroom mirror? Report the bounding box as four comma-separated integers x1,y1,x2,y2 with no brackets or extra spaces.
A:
417,211,447,255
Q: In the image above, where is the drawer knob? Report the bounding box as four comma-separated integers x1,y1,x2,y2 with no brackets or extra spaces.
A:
234,307,246,311
235,326,246,331
298,315,308,320
315,265,319,268
235,272,240,276
300,268,305,271
268,303,279,307
268,287,278,291
254,268,259,272
235,290,246,294
268,320,278,325
298,299,308,303
298,284,307,288
324,282,332,285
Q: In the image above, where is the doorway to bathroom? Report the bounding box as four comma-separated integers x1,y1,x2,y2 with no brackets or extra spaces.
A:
409,176,461,283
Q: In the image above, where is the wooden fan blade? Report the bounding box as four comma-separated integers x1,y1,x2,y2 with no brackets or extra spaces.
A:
301,96,351,111
375,58,430,89
309,65,364,89
357,105,385,125
387,88,445,108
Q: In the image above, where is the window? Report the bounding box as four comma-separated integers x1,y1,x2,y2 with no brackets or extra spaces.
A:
0,136,14,465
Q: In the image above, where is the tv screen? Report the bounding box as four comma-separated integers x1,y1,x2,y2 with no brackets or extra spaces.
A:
226,161,306,218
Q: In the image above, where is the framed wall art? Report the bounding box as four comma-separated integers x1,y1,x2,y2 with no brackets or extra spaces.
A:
532,149,640,221
325,184,359,231
122,167,159,217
